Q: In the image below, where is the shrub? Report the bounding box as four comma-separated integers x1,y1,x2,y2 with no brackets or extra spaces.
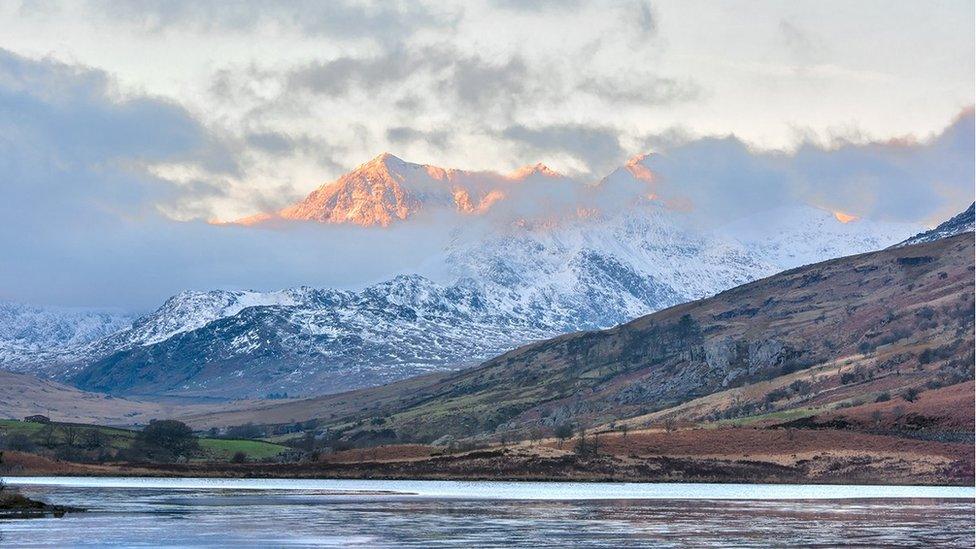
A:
874,392,891,403
2,433,36,452
225,423,264,439
231,451,248,463
764,387,791,403
130,420,200,462
901,387,922,403
554,422,574,444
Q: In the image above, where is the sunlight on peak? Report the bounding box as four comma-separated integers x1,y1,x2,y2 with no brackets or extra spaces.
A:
833,211,859,224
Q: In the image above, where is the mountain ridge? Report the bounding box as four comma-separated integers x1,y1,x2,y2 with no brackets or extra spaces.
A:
6,159,969,401
183,232,975,445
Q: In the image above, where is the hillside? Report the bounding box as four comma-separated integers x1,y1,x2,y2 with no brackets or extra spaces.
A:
898,202,974,247
1,154,922,399
185,233,975,448
0,370,226,426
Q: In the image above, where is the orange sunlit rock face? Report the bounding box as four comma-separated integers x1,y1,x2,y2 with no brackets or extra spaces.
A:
833,211,858,224
625,153,655,184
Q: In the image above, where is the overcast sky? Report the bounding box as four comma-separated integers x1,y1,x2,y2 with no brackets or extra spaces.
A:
0,1,973,308
2,0,972,220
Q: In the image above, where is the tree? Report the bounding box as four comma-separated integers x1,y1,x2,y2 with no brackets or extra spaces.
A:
554,423,574,448
131,420,199,462
38,424,57,448
620,423,629,439
62,426,81,448
231,451,248,463
574,428,588,456
901,387,921,403
663,417,677,433
225,423,263,439
82,429,106,451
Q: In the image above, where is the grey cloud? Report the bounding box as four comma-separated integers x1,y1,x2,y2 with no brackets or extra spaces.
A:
0,52,203,165
287,48,431,96
489,0,584,12
628,0,656,38
501,123,624,174
386,127,452,150
643,109,975,224
450,55,529,109
87,0,456,41
792,109,975,222
286,46,533,113
0,48,238,224
0,50,452,309
779,20,828,66
245,131,296,155
580,75,698,106
244,130,344,174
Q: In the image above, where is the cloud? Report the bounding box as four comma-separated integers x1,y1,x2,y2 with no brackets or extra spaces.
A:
500,124,625,174
626,0,657,38
779,19,828,67
449,55,530,110
579,75,699,106
386,127,452,150
286,46,535,112
641,108,976,224
0,49,233,210
286,49,429,97
1,47,971,311
0,49,460,309
84,0,457,42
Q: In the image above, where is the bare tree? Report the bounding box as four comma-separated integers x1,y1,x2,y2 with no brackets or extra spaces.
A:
870,410,883,427
554,422,574,448
62,426,81,448
38,424,57,448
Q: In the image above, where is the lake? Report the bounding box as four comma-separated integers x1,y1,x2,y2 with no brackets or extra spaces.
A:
2,477,973,547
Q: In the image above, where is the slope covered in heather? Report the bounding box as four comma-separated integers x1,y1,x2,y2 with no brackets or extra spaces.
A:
184,233,974,446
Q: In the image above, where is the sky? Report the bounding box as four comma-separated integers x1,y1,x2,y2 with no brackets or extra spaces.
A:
0,0,973,309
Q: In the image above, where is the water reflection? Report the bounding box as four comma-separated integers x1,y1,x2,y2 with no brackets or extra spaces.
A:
1,484,973,547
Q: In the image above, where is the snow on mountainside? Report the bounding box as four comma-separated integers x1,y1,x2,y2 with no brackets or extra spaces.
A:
68,276,561,398
2,154,930,399
896,203,975,247
0,302,132,366
722,206,922,268
54,203,920,399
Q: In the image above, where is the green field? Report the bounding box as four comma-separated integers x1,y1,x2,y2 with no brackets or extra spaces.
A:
0,419,288,461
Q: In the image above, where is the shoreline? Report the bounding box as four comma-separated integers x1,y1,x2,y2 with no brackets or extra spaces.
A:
6,473,974,489
3,462,973,488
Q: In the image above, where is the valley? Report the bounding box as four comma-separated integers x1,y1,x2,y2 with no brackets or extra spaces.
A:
0,154,929,399
2,228,972,486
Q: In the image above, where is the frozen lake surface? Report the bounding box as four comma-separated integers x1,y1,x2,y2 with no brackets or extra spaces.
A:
2,477,973,547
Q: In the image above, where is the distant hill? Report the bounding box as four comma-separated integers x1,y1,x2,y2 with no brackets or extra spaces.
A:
897,202,974,247
185,233,975,444
0,370,223,426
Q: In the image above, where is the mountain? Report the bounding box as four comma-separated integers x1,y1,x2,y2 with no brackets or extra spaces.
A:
66,278,558,398
2,155,928,399
50,203,916,400
897,202,975,247
185,233,975,446
247,153,564,227
0,302,132,368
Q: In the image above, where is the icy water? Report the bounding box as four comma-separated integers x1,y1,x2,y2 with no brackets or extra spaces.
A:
2,477,973,547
